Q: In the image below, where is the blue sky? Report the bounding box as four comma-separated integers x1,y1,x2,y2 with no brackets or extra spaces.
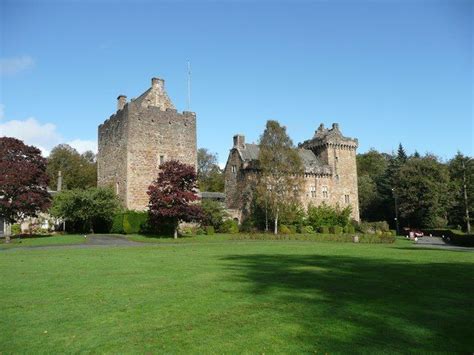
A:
0,0,472,164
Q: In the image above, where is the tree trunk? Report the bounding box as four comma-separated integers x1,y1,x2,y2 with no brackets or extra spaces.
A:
274,208,278,235
4,223,11,243
174,227,178,239
462,161,471,233
265,197,268,233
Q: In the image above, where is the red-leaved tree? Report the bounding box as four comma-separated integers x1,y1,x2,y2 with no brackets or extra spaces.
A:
147,160,202,238
0,137,51,242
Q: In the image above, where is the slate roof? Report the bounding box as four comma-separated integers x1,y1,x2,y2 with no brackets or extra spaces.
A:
235,144,331,175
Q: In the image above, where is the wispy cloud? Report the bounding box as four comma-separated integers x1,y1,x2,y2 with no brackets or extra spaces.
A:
0,105,97,156
0,56,35,76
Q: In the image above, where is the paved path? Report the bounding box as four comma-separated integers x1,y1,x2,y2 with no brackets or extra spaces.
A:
1,234,144,251
414,236,473,251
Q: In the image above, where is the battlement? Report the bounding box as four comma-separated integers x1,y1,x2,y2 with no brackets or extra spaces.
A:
299,123,358,150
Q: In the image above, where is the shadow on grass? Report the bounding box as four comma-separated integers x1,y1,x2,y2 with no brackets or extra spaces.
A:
221,253,474,352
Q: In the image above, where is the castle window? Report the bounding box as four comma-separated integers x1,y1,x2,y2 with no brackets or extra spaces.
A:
115,182,119,195
322,186,329,199
345,194,350,204
160,155,165,165
231,165,237,175
310,186,316,198
336,175,340,182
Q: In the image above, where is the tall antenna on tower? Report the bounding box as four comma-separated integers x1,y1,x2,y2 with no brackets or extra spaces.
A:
187,60,191,110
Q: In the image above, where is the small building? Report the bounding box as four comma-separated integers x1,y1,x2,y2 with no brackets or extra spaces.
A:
224,123,360,221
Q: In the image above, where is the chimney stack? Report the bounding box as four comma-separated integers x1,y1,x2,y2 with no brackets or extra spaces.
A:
151,77,165,91
117,95,127,111
233,134,245,149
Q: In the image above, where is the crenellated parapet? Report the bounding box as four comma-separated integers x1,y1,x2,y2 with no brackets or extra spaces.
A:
299,123,358,152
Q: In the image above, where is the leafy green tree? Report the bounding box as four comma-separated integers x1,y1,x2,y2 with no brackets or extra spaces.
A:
257,120,304,234
197,148,224,192
306,203,352,230
448,152,473,232
201,199,228,230
395,155,451,228
47,144,97,190
357,150,389,221
51,187,120,233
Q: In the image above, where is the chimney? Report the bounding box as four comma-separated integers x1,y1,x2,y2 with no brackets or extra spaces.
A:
233,134,245,149
332,123,340,130
151,77,165,91
57,170,62,192
117,95,127,111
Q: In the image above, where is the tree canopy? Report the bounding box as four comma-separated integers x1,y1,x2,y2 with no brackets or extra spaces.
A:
147,160,203,238
46,144,97,190
50,187,120,233
197,148,224,192
257,120,303,234
0,137,51,241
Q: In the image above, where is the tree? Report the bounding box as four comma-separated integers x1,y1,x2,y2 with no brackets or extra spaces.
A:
201,199,228,230
50,187,120,233
147,160,203,238
257,120,304,234
0,137,51,242
448,152,473,232
395,155,451,228
397,143,408,163
356,149,389,221
197,148,224,192
46,144,97,190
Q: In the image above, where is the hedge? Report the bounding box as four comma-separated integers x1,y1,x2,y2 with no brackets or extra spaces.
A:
111,211,148,234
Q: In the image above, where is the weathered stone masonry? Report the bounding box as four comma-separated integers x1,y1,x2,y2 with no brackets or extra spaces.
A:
225,123,360,221
98,78,197,210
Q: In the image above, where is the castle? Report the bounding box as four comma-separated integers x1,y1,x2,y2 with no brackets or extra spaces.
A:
224,123,360,221
97,77,197,210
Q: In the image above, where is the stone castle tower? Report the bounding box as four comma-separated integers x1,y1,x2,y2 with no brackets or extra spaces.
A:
97,77,197,210
224,123,359,221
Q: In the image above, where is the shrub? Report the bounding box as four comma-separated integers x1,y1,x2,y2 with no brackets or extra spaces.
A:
219,219,239,234
110,213,125,234
390,229,397,236
201,200,228,230
111,211,148,234
196,227,206,235
358,221,390,234
11,224,21,235
279,225,291,234
123,211,148,234
306,203,352,230
330,226,343,234
180,226,196,236
204,226,215,235
343,225,356,234
318,226,329,234
302,225,315,234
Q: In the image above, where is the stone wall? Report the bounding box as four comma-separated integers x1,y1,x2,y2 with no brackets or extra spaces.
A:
97,107,129,205
98,77,197,211
126,103,197,210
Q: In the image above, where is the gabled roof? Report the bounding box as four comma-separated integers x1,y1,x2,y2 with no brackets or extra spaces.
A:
234,143,331,175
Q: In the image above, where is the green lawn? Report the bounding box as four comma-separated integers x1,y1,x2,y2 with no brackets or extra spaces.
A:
0,234,86,249
1,238,473,353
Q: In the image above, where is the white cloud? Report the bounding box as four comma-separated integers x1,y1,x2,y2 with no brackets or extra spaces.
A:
0,56,35,76
0,106,97,157
67,139,97,154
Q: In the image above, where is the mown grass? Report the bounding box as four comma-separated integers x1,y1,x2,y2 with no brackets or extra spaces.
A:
0,234,86,249
1,239,473,353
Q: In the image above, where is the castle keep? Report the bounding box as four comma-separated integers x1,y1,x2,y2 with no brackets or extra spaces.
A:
224,123,360,221
97,77,197,210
